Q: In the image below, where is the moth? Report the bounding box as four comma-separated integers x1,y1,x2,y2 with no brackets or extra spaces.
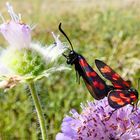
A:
59,23,138,110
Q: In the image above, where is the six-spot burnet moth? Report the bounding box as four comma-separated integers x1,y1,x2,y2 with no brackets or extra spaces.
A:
59,23,138,110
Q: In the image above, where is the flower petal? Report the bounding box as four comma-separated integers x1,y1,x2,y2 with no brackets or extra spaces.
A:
43,33,67,63
0,3,31,49
56,133,72,140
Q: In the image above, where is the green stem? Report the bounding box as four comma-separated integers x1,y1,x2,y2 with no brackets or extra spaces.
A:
28,82,47,140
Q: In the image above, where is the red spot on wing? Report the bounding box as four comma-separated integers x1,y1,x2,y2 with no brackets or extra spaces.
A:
93,81,105,90
123,81,130,87
119,93,130,102
110,96,125,105
100,66,111,73
113,83,123,89
79,59,88,67
96,59,130,89
86,72,97,77
112,73,120,80
130,93,137,100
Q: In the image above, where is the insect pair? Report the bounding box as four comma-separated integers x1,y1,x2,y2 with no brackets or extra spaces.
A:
59,23,138,110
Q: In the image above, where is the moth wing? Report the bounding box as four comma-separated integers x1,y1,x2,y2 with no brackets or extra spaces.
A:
95,59,130,89
78,56,110,100
83,79,109,100
108,90,131,109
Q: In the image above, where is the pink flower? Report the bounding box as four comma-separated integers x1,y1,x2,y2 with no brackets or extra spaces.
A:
56,98,140,140
0,3,31,49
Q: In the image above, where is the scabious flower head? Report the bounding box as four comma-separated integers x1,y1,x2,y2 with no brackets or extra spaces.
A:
56,98,140,140
0,3,69,89
0,3,31,49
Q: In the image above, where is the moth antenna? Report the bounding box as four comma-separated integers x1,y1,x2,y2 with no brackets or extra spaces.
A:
62,53,68,58
59,23,74,50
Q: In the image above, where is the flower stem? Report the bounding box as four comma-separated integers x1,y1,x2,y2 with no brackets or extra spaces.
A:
28,82,47,140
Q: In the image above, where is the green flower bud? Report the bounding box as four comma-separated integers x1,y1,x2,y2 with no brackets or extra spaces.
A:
2,48,46,76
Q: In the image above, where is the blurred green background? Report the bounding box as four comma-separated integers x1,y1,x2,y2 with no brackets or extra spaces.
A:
0,0,140,139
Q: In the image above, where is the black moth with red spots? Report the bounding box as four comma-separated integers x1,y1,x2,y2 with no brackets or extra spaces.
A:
95,59,138,109
59,23,138,109
59,23,113,100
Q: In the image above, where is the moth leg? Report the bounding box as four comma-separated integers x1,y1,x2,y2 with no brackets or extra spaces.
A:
104,109,118,121
131,104,135,112
131,101,138,113
76,71,80,84
109,109,118,118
